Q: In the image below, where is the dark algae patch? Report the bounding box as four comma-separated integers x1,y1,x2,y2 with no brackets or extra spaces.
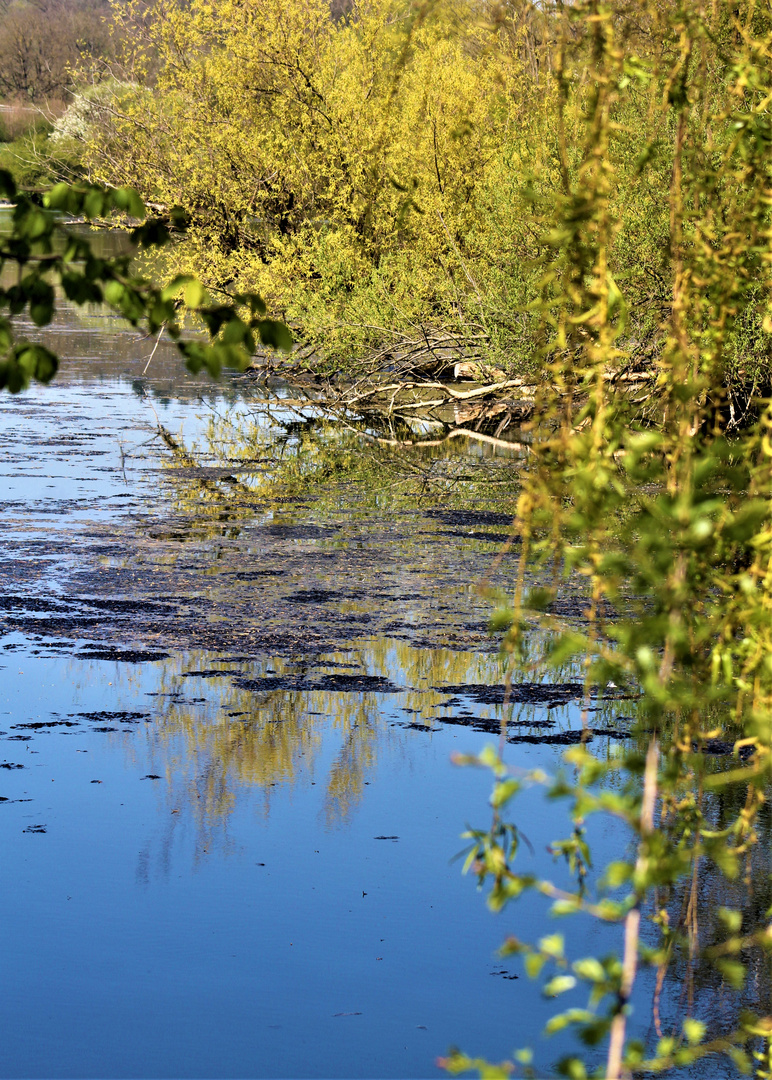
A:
432,681,585,705
12,720,79,729
233,673,403,694
74,711,150,723
77,648,170,663
286,588,343,604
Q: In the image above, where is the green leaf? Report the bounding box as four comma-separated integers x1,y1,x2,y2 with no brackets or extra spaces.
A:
181,341,207,374
28,281,55,327
44,183,73,212
538,934,565,960
0,358,28,393
0,169,17,201
524,953,545,979
20,208,51,241
15,343,58,385
222,317,249,345
682,1018,706,1046
716,958,746,990
215,342,252,371
478,745,504,773
603,861,633,888
544,1009,596,1035
705,839,740,879
257,319,293,352
551,898,580,916
543,975,577,997
7,285,27,315
717,907,743,933
83,189,107,220
131,219,170,248
236,291,267,316
103,281,126,308
61,273,103,306
436,1051,513,1078
111,187,146,219
184,279,209,308
572,958,606,984
490,778,520,809
161,274,195,302
555,1057,587,1080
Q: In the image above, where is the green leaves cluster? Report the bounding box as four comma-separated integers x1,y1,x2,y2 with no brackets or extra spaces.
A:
0,171,290,393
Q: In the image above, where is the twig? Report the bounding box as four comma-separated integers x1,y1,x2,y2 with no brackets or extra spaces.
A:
142,323,166,374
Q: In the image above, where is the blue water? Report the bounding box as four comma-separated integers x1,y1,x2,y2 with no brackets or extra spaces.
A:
0,645,625,1079
0,311,638,1079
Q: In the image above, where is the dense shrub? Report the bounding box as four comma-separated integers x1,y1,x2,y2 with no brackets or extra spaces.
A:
70,0,772,391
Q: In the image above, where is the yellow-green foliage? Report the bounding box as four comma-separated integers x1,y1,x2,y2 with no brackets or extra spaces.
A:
77,0,772,384
77,0,551,364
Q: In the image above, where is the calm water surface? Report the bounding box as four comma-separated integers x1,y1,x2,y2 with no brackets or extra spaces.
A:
0,280,677,1077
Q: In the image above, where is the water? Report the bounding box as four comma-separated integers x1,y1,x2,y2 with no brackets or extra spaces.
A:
0,250,743,1078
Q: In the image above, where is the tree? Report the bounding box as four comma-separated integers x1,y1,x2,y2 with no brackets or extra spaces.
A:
0,0,115,102
67,0,539,370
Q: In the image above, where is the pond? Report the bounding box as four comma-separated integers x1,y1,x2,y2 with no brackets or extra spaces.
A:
0,240,754,1079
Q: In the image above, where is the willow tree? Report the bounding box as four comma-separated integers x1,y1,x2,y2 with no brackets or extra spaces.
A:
445,0,772,1077
68,0,549,367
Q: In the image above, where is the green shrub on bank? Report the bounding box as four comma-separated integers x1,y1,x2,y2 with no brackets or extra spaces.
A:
56,0,772,395
0,102,85,189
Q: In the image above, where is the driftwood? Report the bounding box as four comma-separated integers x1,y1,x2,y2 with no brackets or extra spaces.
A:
242,333,661,450
329,369,656,412
367,427,531,452
233,363,662,457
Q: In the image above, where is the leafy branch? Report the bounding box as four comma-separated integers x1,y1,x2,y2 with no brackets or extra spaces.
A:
0,170,292,393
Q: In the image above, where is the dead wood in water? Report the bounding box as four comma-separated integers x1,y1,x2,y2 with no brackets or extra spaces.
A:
366,427,531,452
322,370,657,436
240,356,658,449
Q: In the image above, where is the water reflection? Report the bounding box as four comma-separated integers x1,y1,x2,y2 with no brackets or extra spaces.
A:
106,640,634,860
150,392,527,533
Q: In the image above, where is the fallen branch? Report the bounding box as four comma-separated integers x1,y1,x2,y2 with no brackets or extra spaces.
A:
367,427,530,452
